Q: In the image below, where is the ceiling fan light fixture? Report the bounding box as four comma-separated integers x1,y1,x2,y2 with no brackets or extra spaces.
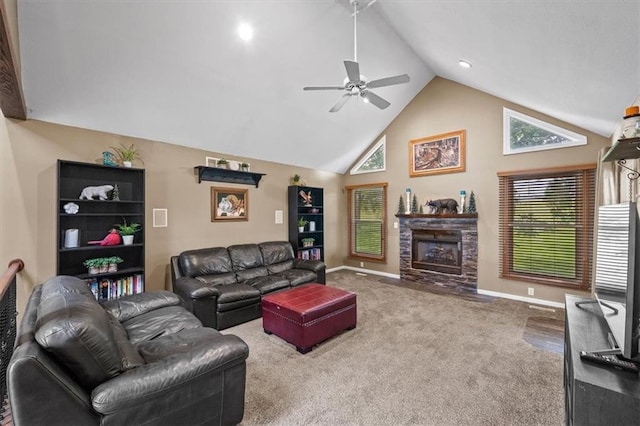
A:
458,59,472,69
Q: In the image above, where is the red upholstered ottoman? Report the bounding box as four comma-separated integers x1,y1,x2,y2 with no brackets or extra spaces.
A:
262,283,356,353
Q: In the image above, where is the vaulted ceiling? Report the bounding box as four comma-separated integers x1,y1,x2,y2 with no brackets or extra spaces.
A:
15,0,640,173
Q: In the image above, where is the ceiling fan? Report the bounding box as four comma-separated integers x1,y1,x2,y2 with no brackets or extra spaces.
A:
303,0,410,112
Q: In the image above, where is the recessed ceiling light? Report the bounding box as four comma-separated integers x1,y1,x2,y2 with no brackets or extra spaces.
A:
458,60,472,69
238,23,253,42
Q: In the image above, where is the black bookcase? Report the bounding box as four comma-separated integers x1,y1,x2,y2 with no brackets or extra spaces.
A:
57,160,145,301
288,185,324,261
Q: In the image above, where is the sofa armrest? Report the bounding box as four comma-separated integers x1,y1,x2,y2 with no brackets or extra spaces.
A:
102,291,182,323
174,277,220,299
91,334,249,415
293,259,326,284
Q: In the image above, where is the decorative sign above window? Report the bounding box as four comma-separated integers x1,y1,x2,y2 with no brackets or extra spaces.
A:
503,108,587,155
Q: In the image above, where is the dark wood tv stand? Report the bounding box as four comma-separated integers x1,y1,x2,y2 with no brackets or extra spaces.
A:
565,294,640,424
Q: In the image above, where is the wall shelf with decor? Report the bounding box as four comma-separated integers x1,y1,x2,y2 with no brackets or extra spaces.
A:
194,166,266,187
57,160,145,301
288,185,324,261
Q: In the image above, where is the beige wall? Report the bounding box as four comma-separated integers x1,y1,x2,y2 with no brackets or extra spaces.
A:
343,77,610,303
0,118,345,313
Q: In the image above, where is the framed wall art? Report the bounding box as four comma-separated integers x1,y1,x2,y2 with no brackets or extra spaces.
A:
409,130,466,177
211,187,248,221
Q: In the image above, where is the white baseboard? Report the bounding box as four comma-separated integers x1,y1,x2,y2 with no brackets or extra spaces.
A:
477,289,565,309
327,265,400,280
328,266,564,309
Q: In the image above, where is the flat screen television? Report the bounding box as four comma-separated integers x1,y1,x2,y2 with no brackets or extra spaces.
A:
593,201,640,361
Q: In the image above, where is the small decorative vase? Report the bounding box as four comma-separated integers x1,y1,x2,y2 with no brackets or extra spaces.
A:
122,235,134,245
108,263,118,273
123,161,133,168
88,266,100,275
298,226,304,233
99,264,109,274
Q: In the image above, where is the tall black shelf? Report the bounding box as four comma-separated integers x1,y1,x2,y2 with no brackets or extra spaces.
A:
57,160,145,300
288,185,324,261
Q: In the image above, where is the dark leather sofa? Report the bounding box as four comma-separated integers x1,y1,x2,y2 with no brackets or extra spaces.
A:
171,241,326,330
8,275,249,426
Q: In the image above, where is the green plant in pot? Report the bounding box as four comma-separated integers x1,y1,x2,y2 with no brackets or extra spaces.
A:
115,218,141,245
217,158,229,169
110,143,143,168
301,237,315,247
107,256,123,272
297,217,308,232
83,258,102,275
240,162,250,171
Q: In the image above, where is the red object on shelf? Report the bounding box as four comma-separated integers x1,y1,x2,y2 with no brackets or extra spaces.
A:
88,229,122,246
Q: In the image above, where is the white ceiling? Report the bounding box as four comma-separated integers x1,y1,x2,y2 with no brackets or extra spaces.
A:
17,0,640,173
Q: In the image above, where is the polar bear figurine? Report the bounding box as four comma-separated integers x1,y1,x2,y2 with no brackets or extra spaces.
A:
79,185,114,200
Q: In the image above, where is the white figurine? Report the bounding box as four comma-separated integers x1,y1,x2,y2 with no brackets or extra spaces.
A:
79,185,114,200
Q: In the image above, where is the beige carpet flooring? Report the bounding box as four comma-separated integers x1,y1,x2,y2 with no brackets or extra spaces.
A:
227,270,565,426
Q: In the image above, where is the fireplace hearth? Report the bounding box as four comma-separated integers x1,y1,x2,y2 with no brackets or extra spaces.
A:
398,213,478,293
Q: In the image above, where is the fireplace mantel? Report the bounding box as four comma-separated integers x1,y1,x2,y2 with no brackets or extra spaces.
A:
395,213,478,219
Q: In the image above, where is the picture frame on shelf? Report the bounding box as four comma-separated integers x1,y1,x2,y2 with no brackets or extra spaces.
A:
211,187,248,221
409,129,466,177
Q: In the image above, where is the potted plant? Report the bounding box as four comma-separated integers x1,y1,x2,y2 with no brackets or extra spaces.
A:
301,237,315,248
217,158,229,169
97,257,110,274
110,143,143,168
115,218,141,245
297,217,308,232
291,174,303,186
107,256,123,272
83,258,101,275
240,162,250,172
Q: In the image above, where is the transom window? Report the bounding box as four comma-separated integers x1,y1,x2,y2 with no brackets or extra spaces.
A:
498,165,596,289
346,183,387,261
350,136,386,175
503,108,587,155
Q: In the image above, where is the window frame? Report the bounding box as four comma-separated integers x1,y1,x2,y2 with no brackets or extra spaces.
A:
350,135,386,175
497,164,596,290
346,182,388,262
503,108,587,155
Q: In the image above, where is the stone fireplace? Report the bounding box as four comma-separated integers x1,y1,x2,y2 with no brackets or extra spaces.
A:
398,214,478,293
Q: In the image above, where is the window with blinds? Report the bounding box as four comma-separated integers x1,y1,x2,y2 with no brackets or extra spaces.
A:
346,183,387,261
498,165,596,289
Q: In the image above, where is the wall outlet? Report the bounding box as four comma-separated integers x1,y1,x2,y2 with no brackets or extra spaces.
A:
528,287,535,296
360,262,364,268
393,221,398,229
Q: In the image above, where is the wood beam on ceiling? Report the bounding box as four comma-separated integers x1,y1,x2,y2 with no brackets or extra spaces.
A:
0,1,25,120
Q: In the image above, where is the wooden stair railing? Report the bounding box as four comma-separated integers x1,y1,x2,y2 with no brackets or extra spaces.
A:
0,259,23,425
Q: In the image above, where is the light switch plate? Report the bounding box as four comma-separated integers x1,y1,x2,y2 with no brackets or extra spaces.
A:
275,210,283,224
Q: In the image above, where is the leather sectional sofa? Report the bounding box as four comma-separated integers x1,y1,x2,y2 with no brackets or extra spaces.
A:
8,275,249,425
171,241,326,330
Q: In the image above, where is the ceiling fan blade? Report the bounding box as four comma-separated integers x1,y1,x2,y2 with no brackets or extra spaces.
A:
303,86,345,91
363,91,390,110
329,93,352,113
367,74,410,89
344,60,361,83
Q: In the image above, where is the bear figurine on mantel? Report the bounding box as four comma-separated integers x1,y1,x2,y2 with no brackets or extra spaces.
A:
426,198,459,215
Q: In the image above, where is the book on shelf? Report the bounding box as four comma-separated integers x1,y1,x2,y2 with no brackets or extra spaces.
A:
85,274,144,302
297,248,321,260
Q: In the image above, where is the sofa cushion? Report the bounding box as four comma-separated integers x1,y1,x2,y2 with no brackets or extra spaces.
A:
228,244,264,270
40,275,95,301
35,292,122,390
265,260,295,275
136,328,224,363
179,247,233,278
273,269,318,287
259,241,295,265
108,315,145,370
236,267,268,281
123,305,202,345
244,276,290,295
216,284,261,313
195,272,237,286
103,291,182,323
